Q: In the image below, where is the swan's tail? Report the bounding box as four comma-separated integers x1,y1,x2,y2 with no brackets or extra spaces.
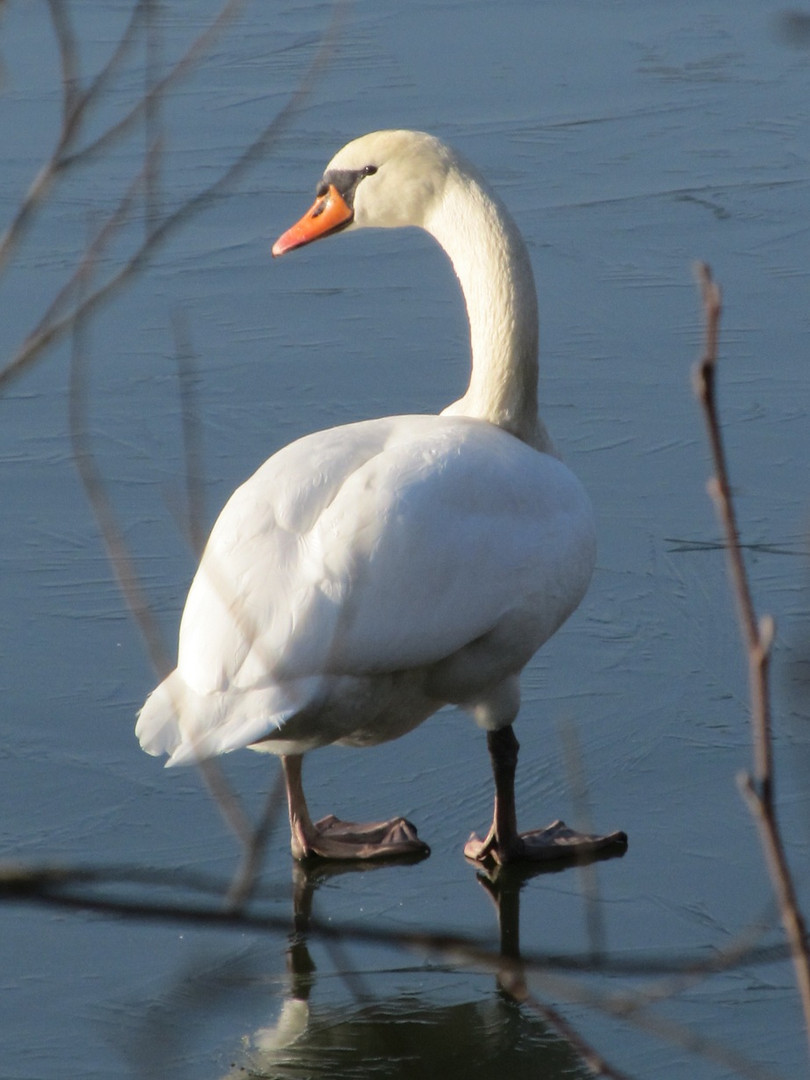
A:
136,670,300,766
136,670,188,760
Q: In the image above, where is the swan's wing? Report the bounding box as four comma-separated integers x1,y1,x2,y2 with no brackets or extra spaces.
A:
300,418,594,675
137,415,594,760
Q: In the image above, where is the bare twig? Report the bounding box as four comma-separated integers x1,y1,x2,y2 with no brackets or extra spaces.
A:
3,1,339,888
512,978,636,1080
223,768,288,911
47,0,81,126
60,0,246,172
0,856,789,1080
0,858,799,976
526,963,783,1080
559,720,606,961
67,204,170,680
65,200,284,904
70,297,282,899
143,0,164,237
40,140,151,346
2,2,342,897
693,262,810,1054
170,308,207,558
0,1,343,392
0,0,243,274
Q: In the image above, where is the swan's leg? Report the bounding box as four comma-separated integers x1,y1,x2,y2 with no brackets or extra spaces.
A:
281,754,430,861
464,726,627,866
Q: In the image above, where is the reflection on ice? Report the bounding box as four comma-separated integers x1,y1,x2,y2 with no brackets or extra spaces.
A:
229,993,590,1080
216,860,623,1080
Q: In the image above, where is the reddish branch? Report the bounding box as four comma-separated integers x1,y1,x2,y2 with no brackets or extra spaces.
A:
693,263,810,1057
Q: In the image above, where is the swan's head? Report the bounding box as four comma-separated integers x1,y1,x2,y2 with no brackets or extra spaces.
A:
272,130,456,256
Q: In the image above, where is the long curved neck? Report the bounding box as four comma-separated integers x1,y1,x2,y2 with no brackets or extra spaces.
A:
427,166,552,452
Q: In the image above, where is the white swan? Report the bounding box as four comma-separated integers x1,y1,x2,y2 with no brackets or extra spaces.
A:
137,130,625,865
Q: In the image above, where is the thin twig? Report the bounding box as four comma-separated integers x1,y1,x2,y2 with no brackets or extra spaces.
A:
0,859,787,1080
47,0,81,127
223,767,288,911
65,201,266,897
0,858,800,976
0,0,243,273
59,0,247,172
0,861,285,901
170,308,207,558
693,261,810,1055
143,0,164,237
63,0,151,146
526,962,784,1080
0,1,343,392
36,141,151,345
511,976,636,1080
67,196,170,681
559,719,606,961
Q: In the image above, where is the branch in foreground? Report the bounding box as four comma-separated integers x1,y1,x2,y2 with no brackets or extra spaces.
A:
12,0,346,903
0,858,799,977
65,208,286,896
693,261,810,1057
0,0,344,391
0,0,245,274
0,859,791,1080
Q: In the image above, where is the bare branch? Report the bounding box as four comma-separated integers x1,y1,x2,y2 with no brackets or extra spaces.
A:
0,1,343,392
514,980,636,1080
170,308,207,558
194,758,261,850
529,963,784,1080
68,0,150,127
143,0,164,236
0,855,793,1080
47,0,81,127
69,283,279,898
559,719,606,960
223,768,288,910
0,857,801,976
0,0,243,274
64,196,274,898
59,0,247,173
693,261,810,1055
67,209,170,681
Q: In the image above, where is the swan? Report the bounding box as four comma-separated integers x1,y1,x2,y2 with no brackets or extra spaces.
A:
137,130,626,865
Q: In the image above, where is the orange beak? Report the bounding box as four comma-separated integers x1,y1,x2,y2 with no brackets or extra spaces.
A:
272,184,353,257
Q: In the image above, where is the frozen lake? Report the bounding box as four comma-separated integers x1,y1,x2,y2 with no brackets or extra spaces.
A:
1,2,809,1077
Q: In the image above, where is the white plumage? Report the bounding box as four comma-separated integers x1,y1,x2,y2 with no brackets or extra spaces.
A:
137,130,624,865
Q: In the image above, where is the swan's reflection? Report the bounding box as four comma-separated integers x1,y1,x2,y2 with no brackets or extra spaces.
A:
222,860,605,1080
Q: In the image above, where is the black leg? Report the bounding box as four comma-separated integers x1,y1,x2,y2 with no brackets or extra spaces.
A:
465,725,628,867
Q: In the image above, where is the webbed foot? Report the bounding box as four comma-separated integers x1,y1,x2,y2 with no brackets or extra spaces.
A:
292,813,430,861
464,818,627,867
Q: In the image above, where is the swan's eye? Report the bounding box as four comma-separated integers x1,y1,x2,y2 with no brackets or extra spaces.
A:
317,165,378,210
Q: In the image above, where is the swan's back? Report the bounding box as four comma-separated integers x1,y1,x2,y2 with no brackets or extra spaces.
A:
137,413,594,764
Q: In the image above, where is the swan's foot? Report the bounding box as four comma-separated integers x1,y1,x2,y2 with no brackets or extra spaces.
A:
467,726,628,869
292,813,430,862
464,818,627,868
282,754,431,862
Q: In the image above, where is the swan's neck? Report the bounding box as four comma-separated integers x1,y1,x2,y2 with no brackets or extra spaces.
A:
427,167,552,452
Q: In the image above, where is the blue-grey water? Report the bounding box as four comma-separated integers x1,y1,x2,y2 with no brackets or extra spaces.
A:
1,2,809,1077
